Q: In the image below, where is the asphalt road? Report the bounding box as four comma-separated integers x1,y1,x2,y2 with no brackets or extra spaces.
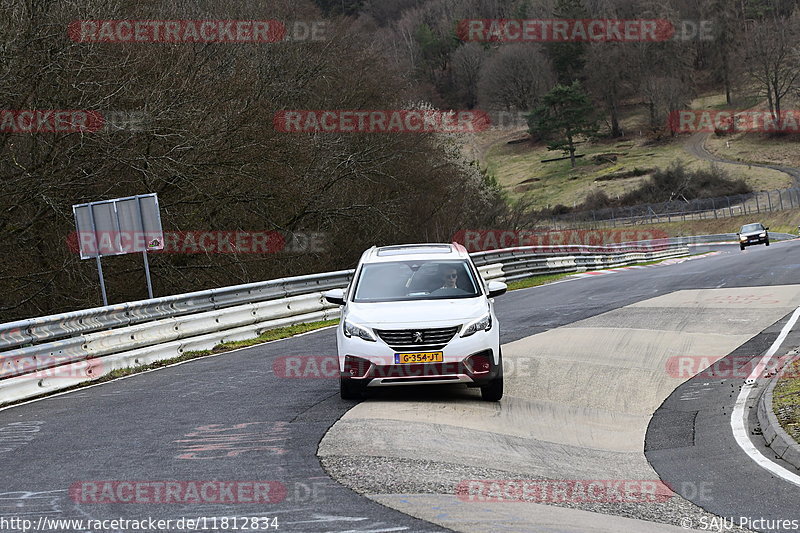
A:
1,239,799,532
645,303,800,532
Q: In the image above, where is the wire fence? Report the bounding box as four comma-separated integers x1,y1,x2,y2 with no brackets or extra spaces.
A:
550,188,800,229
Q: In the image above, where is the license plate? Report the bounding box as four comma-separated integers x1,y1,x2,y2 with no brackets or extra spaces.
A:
394,351,443,364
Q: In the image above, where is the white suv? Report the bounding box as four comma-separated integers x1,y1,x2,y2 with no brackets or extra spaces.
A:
324,243,507,401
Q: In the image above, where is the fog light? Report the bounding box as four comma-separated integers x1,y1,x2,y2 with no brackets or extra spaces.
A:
343,355,372,378
465,354,492,375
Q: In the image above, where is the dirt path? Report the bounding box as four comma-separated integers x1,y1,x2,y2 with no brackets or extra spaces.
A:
684,131,800,187
468,127,529,166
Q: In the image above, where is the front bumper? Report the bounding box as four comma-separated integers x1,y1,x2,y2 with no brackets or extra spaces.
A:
741,235,767,246
337,323,501,387
346,349,500,387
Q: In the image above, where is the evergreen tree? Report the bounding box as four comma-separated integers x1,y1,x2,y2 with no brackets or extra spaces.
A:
527,82,598,168
545,0,588,84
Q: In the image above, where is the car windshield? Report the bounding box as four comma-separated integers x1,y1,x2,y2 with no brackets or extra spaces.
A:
740,224,763,232
353,259,481,302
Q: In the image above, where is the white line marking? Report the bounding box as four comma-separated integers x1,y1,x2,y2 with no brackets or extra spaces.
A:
730,305,800,487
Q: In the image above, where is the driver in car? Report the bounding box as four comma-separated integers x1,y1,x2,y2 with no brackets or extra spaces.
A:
440,266,459,289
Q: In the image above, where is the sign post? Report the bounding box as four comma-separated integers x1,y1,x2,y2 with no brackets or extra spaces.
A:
95,256,108,306
73,193,164,305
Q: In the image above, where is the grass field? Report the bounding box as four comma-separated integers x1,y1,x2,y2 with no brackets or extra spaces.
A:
474,90,796,209
702,92,800,171
773,358,800,444
483,135,791,209
706,131,800,171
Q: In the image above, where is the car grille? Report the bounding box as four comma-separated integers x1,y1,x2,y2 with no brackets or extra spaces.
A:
374,326,460,351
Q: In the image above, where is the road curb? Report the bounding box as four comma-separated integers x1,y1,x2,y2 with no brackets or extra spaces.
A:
757,350,800,470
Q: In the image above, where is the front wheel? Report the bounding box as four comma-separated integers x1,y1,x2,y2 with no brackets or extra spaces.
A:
740,244,745,251
765,239,770,246
481,376,503,401
340,378,364,400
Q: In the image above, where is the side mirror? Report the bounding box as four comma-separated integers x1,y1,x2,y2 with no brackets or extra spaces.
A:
487,281,507,298
323,288,345,306
765,226,769,230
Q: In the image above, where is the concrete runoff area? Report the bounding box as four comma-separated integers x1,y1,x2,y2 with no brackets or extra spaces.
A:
369,494,707,533
318,285,800,532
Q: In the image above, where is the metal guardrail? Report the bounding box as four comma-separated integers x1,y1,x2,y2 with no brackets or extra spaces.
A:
1,233,781,405
0,241,680,352
470,240,673,266
485,247,687,282
0,270,353,351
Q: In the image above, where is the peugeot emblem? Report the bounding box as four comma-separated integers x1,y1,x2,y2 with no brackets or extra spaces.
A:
413,331,424,343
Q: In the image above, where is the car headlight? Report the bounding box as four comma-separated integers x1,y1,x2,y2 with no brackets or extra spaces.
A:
343,320,376,342
760,232,767,237
461,314,492,337
739,235,747,241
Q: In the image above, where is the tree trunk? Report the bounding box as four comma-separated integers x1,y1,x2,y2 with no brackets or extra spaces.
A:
723,65,731,105
568,134,576,168
766,88,775,116
648,101,657,129
608,94,622,137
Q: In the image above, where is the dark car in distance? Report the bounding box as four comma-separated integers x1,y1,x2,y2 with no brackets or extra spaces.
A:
737,223,769,250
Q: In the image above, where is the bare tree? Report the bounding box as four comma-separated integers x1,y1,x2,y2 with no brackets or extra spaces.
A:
478,44,556,112
0,0,503,320
745,13,800,120
584,42,633,137
451,43,487,108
